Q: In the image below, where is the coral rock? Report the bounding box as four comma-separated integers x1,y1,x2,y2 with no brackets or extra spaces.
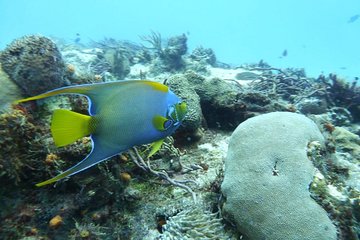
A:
167,73,203,134
189,46,216,66
161,205,232,239
120,172,131,182
49,215,63,229
0,64,23,111
0,35,66,96
221,112,337,240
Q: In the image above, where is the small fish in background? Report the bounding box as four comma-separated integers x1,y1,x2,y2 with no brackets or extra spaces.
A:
279,49,288,58
15,80,187,186
74,33,81,44
347,14,360,23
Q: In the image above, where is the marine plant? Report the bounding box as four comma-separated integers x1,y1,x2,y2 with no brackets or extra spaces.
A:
0,108,46,185
140,31,163,56
70,220,107,239
103,48,131,79
90,37,148,75
141,32,188,72
319,74,360,121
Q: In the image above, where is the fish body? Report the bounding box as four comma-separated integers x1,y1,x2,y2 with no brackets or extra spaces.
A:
16,80,187,186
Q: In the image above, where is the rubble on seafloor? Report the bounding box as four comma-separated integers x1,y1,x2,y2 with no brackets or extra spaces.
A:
0,34,359,239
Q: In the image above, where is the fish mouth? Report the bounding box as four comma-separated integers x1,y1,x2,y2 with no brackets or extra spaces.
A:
169,101,187,123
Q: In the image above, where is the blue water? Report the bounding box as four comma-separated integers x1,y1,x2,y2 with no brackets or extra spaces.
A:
1,0,359,79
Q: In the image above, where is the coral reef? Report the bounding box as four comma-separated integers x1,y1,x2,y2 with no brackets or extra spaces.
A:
167,73,203,136
0,108,47,185
70,220,107,239
162,34,188,70
169,71,289,131
333,127,360,160
305,111,360,239
249,66,312,102
0,64,23,111
188,74,246,130
319,74,360,121
235,71,259,80
189,46,216,66
160,204,232,240
221,112,337,240
297,97,328,114
1,33,359,240
0,35,66,96
142,32,188,73
103,48,131,79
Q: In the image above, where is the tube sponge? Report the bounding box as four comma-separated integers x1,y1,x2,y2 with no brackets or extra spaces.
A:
221,112,337,240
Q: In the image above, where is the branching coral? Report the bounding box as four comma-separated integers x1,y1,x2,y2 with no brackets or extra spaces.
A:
319,74,360,121
141,32,188,72
128,147,197,202
87,56,112,77
250,67,313,101
70,220,107,239
140,31,164,56
160,205,232,240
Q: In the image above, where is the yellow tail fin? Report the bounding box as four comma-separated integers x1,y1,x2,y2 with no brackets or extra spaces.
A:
51,109,94,147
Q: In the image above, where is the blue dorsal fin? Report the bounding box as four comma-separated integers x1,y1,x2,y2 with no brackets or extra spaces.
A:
36,135,127,187
85,80,168,115
14,80,168,115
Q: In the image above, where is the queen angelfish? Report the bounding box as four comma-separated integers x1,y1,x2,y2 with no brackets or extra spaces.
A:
15,80,187,187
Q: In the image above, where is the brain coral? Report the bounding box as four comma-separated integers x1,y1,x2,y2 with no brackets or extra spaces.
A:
221,112,337,240
0,35,66,96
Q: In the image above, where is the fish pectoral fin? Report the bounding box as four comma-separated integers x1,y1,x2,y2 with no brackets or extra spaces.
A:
153,115,172,131
147,139,165,158
51,109,96,147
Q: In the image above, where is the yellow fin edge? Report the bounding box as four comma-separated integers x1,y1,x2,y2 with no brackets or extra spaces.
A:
143,81,168,92
13,86,91,104
13,92,56,104
35,170,74,187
